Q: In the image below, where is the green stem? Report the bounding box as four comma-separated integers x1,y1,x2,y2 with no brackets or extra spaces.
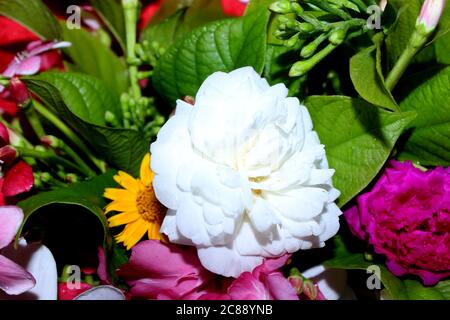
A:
16,147,89,177
59,142,97,178
32,100,106,172
123,0,141,101
385,30,429,91
23,106,46,138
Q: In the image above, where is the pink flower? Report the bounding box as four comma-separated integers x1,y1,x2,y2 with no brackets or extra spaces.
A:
221,0,249,17
118,240,298,300
345,161,450,286
217,255,298,300
2,40,70,78
0,123,34,205
117,240,214,299
417,0,446,32
0,206,36,295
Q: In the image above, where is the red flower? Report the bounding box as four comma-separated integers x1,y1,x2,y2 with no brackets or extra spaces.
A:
0,123,34,205
221,0,249,17
0,17,67,116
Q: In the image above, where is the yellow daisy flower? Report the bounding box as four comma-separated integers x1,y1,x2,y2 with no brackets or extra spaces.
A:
104,154,167,250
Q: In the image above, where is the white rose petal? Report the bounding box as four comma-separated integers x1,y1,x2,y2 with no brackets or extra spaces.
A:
151,67,342,277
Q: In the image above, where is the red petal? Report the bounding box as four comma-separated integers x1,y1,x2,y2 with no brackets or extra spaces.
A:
221,0,247,17
2,161,34,197
0,17,37,47
0,122,9,146
138,0,163,30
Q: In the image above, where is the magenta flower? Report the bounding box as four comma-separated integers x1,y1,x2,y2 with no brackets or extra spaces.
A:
0,206,35,295
417,0,446,32
345,161,450,286
1,40,70,78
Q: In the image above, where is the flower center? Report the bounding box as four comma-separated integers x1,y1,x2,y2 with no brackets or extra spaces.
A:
136,186,165,223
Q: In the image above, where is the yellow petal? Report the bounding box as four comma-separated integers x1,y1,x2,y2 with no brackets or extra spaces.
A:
118,220,150,250
104,188,136,201
140,154,154,186
114,171,141,193
105,200,137,213
108,210,140,227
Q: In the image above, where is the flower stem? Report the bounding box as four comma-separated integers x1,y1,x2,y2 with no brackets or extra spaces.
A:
16,147,89,177
123,0,142,101
385,29,429,91
32,100,106,172
58,140,97,178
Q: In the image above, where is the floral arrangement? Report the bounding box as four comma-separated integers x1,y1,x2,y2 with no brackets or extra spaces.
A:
0,0,449,301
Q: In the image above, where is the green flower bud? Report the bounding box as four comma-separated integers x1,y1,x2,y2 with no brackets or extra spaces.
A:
300,41,318,58
297,23,315,34
289,59,315,77
329,28,347,45
269,1,294,14
284,34,300,47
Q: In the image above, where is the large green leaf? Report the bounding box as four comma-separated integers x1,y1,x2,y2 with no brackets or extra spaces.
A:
89,0,126,52
350,44,399,112
16,171,128,280
397,66,450,166
0,0,61,39
152,8,271,104
24,72,148,176
61,24,128,94
304,96,415,207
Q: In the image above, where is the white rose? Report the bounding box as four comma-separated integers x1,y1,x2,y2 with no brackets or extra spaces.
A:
151,67,342,278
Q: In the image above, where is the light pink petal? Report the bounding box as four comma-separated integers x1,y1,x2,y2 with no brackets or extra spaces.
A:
265,273,299,300
0,206,23,249
27,41,71,56
2,62,19,78
0,255,35,295
15,56,41,76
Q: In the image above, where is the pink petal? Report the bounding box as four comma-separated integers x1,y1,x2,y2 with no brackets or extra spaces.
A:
118,240,205,278
0,255,35,295
2,160,34,197
97,247,110,284
0,206,23,249
228,272,269,300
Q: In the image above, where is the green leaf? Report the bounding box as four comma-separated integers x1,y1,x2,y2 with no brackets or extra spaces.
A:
16,171,115,244
89,0,126,52
350,43,399,112
0,0,61,40
304,96,415,207
61,24,129,94
24,72,148,176
16,171,128,281
397,66,450,166
153,8,271,104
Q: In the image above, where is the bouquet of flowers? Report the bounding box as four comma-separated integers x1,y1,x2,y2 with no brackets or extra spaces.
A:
0,0,448,301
